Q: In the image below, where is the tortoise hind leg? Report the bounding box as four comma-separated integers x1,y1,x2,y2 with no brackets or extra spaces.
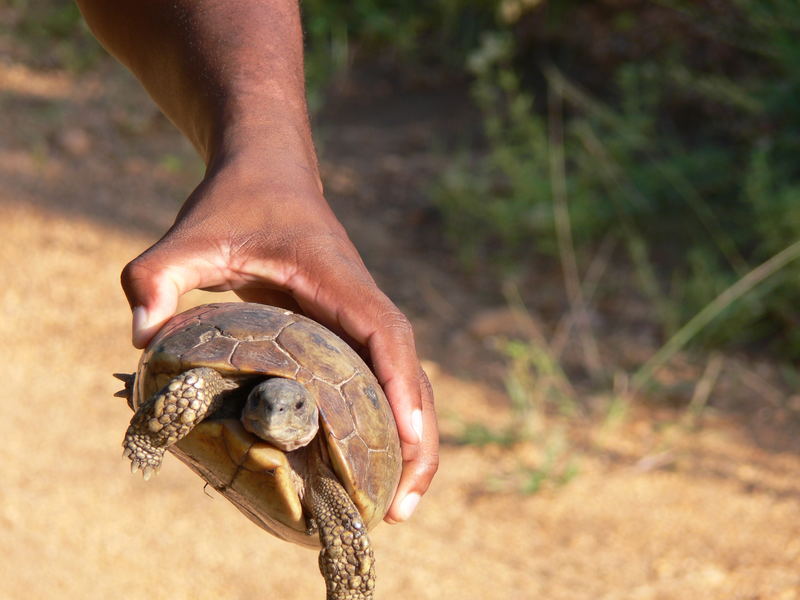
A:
306,462,375,600
123,367,232,480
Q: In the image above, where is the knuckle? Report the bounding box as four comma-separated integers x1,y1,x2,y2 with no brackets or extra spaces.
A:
419,370,435,402
120,255,157,285
415,453,440,478
379,309,414,337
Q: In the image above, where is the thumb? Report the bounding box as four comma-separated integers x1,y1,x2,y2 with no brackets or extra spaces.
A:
121,245,201,348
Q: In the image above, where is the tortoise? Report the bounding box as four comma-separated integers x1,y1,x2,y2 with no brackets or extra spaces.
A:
114,302,402,600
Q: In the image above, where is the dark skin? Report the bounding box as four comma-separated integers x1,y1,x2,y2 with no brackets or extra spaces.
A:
77,0,438,524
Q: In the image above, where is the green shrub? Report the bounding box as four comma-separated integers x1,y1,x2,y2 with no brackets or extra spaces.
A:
433,0,800,356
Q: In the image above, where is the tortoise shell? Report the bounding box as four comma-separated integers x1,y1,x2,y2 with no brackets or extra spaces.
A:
131,302,402,548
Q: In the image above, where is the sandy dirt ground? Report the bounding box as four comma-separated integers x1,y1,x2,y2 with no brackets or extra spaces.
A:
1,54,799,600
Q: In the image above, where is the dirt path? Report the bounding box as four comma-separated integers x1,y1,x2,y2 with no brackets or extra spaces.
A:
1,59,799,600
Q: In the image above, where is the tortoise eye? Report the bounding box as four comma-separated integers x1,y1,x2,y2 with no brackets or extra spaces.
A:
295,400,305,410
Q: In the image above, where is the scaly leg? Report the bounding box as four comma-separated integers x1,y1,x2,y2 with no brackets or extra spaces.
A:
123,367,232,479
306,461,376,600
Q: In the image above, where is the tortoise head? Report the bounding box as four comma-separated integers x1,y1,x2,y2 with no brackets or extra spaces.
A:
242,377,320,452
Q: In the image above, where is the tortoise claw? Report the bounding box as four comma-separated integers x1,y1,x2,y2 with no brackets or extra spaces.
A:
127,456,160,480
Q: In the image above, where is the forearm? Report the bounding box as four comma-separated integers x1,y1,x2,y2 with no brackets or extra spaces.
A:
76,0,319,184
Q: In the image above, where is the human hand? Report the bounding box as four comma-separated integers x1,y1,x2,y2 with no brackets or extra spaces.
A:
121,150,438,523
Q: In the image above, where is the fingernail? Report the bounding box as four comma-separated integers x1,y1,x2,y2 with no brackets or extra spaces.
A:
411,409,423,443
397,492,420,521
131,306,151,348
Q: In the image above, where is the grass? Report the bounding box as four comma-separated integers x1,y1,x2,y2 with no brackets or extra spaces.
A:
444,39,800,493
632,239,800,392
451,234,800,493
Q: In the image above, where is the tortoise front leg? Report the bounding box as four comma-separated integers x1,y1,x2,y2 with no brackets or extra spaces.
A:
306,463,376,600
123,367,232,480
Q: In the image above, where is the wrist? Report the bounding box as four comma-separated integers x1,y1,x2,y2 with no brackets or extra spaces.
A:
206,110,323,197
